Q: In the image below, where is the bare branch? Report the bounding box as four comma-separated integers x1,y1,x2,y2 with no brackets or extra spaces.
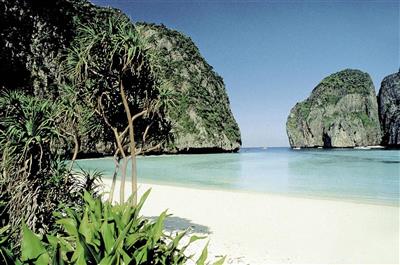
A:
112,128,126,158
119,109,148,140
97,94,126,158
132,109,147,122
135,143,161,156
133,147,142,156
97,94,113,129
109,149,121,203
142,124,151,145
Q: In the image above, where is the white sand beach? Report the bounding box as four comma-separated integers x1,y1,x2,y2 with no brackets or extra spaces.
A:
102,179,399,264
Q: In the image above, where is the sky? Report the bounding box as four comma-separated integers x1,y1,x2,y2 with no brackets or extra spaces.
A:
91,0,399,147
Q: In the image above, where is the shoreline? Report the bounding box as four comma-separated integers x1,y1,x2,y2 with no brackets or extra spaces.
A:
74,146,400,161
101,178,399,264
100,176,399,207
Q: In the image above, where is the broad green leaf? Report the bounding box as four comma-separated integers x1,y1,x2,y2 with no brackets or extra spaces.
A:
196,242,209,265
98,255,114,265
135,189,151,217
181,235,206,253
79,210,94,244
20,224,50,264
212,256,226,265
118,247,132,264
152,210,167,243
169,230,187,250
51,242,65,265
77,233,100,263
71,243,87,265
110,217,136,256
57,218,78,236
100,221,114,254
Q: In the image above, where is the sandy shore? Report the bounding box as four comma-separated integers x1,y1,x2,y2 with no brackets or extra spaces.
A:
102,178,399,264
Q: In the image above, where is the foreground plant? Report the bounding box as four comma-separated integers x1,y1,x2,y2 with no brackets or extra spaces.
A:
2,190,224,265
0,91,102,245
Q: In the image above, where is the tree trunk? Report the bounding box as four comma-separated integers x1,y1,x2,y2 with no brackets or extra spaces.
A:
119,80,138,206
120,157,127,203
112,129,126,204
109,151,120,203
68,134,79,172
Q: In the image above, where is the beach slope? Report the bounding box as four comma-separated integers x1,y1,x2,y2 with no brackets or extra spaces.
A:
103,179,399,264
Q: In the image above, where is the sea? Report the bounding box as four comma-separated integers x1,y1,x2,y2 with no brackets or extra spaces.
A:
75,147,400,206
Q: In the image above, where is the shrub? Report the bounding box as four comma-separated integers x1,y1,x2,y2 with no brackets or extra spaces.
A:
0,91,103,247
1,191,224,265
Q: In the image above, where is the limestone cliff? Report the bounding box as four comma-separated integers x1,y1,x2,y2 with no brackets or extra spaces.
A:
0,0,241,154
286,69,382,148
378,72,400,146
137,23,241,152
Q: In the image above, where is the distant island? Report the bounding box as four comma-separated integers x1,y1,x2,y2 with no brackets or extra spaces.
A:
286,69,400,148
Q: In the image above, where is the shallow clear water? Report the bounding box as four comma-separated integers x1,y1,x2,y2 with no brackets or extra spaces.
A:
75,148,400,205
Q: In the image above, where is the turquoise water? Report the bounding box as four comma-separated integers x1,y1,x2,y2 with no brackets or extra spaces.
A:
75,148,400,205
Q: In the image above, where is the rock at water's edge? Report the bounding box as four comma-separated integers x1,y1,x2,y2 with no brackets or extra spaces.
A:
286,69,382,148
378,72,400,146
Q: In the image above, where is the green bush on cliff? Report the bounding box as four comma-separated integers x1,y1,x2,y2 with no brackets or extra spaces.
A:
352,112,376,129
318,69,372,97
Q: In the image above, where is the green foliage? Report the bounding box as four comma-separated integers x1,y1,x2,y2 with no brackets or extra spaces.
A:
3,0,241,156
297,101,312,119
64,15,157,132
20,224,50,264
51,190,189,264
1,5,228,265
0,225,14,264
63,14,173,155
0,91,103,247
323,112,339,129
353,112,376,129
1,191,224,265
315,69,373,100
56,84,100,137
0,91,61,234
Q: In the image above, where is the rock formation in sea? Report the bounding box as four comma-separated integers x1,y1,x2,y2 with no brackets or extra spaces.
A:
0,0,241,154
378,72,400,147
286,69,382,148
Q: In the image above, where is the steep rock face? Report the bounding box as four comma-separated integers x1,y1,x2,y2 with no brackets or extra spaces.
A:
0,0,241,154
1,0,132,156
135,23,241,152
0,0,101,94
286,69,382,148
378,72,400,146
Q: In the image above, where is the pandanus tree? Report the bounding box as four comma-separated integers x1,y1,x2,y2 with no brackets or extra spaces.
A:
0,91,60,232
56,84,98,171
65,15,161,205
0,90,103,246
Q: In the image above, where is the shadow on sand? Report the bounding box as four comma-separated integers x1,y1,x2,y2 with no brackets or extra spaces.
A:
146,216,210,234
